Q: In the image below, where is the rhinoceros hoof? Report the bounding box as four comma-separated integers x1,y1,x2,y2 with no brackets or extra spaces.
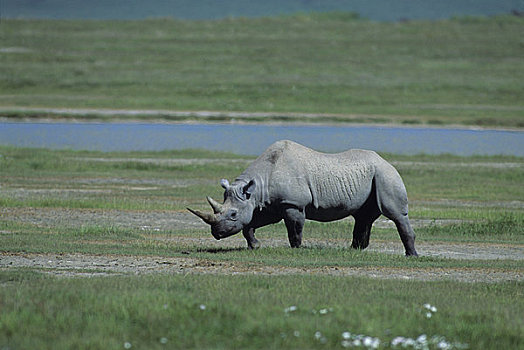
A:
248,240,261,250
405,250,419,257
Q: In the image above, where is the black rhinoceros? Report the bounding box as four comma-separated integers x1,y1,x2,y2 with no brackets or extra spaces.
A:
188,140,418,256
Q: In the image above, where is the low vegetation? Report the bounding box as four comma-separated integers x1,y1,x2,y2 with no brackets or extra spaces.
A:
0,146,523,348
1,14,523,127
1,10,522,349
1,272,522,349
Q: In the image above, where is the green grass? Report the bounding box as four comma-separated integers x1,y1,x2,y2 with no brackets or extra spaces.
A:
1,272,522,349
1,14,523,127
1,219,521,272
1,146,523,349
424,213,523,238
0,146,522,236
0,146,522,253
1,146,522,211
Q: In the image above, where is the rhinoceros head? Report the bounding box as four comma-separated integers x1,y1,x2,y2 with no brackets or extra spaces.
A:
188,179,256,240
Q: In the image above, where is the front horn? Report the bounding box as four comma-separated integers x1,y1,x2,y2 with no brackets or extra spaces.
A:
187,208,217,225
206,196,223,214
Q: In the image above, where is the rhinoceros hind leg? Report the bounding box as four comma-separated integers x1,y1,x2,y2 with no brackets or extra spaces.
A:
379,204,418,256
283,206,305,248
391,214,418,256
374,172,418,257
243,227,261,249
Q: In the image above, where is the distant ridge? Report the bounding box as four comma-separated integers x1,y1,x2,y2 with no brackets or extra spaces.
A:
2,0,524,21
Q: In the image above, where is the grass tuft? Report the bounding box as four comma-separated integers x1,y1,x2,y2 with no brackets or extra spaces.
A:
424,213,523,238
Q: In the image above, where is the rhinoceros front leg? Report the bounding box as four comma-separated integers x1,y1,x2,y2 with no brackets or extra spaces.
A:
283,206,305,248
242,227,261,250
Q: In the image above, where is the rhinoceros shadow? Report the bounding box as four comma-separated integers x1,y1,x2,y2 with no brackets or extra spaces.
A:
196,247,245,254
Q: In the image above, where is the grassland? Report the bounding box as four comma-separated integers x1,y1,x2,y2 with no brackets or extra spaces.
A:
0,146,523,349
1,11,523,350
1,14,524,127
1,272,522,350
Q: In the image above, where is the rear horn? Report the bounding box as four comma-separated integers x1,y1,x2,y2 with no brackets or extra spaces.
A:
206,196,223,214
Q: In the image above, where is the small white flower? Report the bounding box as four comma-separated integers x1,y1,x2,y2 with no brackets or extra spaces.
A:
284,305,297,313
352,338,362,346
404,338,416,346
423,304,437,313
341,340,352,348
160,337,168,344
319,308,328,315
426,312,433,318
314,331,323,340
417,334,428,344
363,336,373,347
199,304,206,310
391,336,405,346
124,342,132,349
437,340,451,349
293,330,300,337
342,331,352,340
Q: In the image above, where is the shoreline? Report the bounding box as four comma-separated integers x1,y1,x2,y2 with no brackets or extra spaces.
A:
1,107,523,132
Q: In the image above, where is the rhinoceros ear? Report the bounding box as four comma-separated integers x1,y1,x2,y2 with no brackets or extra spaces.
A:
220,179,230,190
242,179,256,200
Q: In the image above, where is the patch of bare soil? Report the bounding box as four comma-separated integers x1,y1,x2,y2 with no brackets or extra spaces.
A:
1,252,521,283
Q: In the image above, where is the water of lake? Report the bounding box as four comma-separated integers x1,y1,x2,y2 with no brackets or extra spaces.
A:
0,122,522,156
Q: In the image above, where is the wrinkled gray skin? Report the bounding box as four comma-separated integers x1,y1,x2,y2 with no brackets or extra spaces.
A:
188,140,418,256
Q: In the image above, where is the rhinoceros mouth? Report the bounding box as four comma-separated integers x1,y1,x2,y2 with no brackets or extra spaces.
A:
212,226,241,240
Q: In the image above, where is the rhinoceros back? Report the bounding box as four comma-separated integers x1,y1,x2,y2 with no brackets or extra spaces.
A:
248,141,380,214
303,150,376,210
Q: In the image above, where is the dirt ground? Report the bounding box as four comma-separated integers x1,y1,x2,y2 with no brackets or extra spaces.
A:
1,207,522,283
1,251,522,283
